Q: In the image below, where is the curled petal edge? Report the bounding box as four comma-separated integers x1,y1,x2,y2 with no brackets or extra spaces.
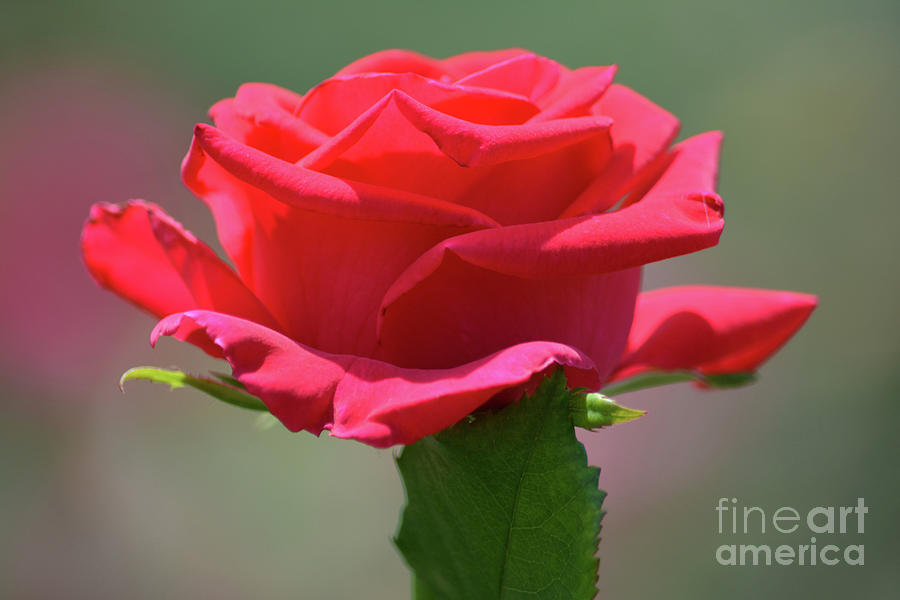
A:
81,201,280,335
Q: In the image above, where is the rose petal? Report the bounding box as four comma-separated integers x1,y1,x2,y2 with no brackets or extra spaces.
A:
209,83,328,162
377,256,640,380
183,125,495,356
390,90,611,167
532,65,618,121
184,124,498,229
610,286,818,379
304,88,610,170
335,49,449,79
81,201,278,328
560,84,680,217
334,340,599,447
440,48,534,79
379,132,724,322
614,130,722,214
294,72,538,134
302,90,613,225
152,311,347,435
151,310,599,447
454,53,562,101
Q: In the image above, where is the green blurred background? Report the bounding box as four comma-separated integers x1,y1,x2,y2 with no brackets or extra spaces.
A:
1,0,897,598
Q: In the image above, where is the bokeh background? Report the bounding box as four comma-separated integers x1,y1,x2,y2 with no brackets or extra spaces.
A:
2,1,898,598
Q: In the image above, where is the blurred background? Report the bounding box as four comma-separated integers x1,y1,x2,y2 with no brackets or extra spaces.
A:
1,0,897,598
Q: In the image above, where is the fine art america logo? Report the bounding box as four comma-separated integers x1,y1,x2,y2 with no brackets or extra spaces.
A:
715,498,867,566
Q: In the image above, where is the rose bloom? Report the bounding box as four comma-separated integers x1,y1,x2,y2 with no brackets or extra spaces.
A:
82,49,815,447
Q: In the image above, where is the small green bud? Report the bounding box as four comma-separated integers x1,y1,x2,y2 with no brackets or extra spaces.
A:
569,392,646,429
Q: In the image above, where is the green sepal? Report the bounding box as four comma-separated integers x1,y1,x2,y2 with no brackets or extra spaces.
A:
253,411,281,431
120,366,267,412
569,393,646,429
210,371,246,389
395,370,605,600
601,370,758,396
703,372,758,388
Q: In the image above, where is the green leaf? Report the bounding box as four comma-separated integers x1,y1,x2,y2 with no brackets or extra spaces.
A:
120,366,267,412
569,393,646,429
600,369,757,396
395,370,605,600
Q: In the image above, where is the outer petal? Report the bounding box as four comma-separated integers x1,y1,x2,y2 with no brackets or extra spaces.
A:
81,201,279,328
151,310,599,447
610,286,818,380
334,339,599,447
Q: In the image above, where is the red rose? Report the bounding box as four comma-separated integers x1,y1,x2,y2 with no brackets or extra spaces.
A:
82,49,815,447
